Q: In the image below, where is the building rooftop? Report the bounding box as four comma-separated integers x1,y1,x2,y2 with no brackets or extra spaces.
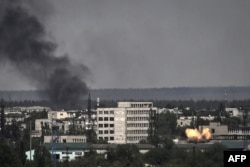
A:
176,140,250,150
89,144,155,150
43,143,91,151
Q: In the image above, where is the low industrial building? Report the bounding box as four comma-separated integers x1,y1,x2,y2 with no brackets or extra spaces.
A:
199,122,250,140
43,143,90,161
89,144,155,154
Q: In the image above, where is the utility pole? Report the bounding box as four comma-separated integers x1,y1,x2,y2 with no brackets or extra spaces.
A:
1,99,5,137
29,120,32,160
51,119,58,167
66,145,69,167
243,109,249,150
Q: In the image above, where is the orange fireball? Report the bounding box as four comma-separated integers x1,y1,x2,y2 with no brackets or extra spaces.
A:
201,128,212,140
185,128,202,141
185,128,212,142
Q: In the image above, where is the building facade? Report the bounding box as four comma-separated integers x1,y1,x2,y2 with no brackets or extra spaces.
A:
48,110,69,120
200,122,250,140
43,143,89,161
225,108,241,117
44,135,87,143
96,102,158,144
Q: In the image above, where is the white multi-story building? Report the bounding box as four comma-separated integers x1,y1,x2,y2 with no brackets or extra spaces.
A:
96,102,158,144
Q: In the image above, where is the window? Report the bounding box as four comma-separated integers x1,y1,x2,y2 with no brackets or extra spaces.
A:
104,117,109,121
104,111,109,114
110,137,114,140
104,130,109,134
62,156,69,160
99,130,103,134
99,111,103,114
110,130,114,134
98,117,103,121
104,124,109,127
110,124,114,127
75,152,82,155
110,117,114,121
99,124,103,127
110,111,114,114
62,152,72,154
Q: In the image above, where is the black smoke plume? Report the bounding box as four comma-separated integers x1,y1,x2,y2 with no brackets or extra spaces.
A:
0,0,88,109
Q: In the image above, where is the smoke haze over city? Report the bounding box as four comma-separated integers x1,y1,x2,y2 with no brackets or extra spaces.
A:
0,0,88,108
0,0,250,90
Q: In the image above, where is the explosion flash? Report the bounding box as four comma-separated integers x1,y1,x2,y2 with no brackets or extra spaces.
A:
185,128,212,142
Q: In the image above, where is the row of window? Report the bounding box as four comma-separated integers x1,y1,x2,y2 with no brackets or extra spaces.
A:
127,110,151,115
98,111,114,115
98,110,155,115
127,136,147,141
99,137,114,141
127,123,149,127
228,130,250,134
72,139,86,143
98,117,114,121
127,117,148,121
99,130,114,134
131,104,152,108
62,138,86,143
127,130,148,134
98,117,149,121
61,151,82,155
98,124,114,128
62,151,72,154
98,136,146,142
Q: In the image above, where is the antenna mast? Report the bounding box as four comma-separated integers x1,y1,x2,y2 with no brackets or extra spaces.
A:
51,119,57,167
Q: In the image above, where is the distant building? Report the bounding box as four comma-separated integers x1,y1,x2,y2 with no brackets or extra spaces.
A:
9,106,50,113
35,119,51,131
89,144,155,154
177,117,193,127
34,109,87,134
225,108,241,117
199,122,250,140
5,113,25,124
200,115,215,121
96,102,158,144
44,135,87,143
44,143,90,161
48,110,68,120
159,107,182,115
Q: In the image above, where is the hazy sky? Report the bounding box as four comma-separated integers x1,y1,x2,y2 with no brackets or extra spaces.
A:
1,0,250,90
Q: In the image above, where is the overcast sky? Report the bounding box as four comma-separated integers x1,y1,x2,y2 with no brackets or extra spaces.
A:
1,0,250,90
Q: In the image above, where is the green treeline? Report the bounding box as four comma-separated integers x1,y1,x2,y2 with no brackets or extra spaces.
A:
0,139,226,167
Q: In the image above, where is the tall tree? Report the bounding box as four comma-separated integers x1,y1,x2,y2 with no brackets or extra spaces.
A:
33,145,51,167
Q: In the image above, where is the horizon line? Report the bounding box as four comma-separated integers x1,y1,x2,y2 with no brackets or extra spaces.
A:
1,86,250,92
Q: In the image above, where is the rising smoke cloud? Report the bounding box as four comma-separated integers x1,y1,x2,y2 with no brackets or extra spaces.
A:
0,0,89,109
